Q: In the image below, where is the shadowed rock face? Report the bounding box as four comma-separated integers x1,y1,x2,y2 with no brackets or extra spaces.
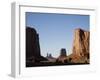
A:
57,48,67,63
60,48,67,57
26,27,47,64
26,27,41,58
71,28,90,63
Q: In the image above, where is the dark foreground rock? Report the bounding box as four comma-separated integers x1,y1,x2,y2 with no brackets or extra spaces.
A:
26,27,47,67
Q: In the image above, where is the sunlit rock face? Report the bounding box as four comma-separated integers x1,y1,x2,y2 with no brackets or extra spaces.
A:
71,28,90,63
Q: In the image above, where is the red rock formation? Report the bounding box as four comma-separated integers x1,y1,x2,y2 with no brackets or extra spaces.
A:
70,28,90,63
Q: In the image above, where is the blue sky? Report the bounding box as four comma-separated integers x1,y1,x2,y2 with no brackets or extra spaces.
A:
26,12,89,57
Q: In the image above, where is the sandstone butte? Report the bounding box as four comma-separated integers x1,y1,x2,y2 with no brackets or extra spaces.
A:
67,28,90,63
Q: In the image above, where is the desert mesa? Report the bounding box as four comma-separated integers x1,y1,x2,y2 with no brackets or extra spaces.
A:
26,27,90,67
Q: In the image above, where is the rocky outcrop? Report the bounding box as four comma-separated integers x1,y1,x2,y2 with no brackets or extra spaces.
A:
57,48,67,63
26,27,89,67
46,53,56,62
26,27,47,65
70,28,90,63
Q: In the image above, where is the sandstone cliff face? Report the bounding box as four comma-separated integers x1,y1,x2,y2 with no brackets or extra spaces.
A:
70,28,90,63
